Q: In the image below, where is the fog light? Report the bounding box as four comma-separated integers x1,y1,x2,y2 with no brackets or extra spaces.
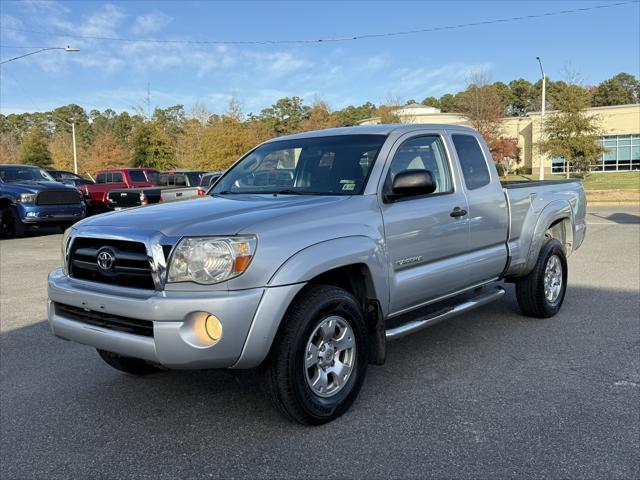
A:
205,314,222,342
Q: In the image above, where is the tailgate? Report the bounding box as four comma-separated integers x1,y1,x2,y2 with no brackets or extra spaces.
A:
161,187,201,202
107,190,142,209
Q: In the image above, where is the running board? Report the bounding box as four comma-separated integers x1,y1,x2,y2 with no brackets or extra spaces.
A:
385,286,505,341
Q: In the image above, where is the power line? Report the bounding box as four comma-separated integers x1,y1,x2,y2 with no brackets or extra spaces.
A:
1,1,637,46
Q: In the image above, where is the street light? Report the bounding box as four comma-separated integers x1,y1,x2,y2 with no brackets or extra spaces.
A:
50,116,79,175
536,56,546,180
0,46,80,65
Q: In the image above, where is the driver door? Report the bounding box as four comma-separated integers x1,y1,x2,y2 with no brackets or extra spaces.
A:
381,133,471,315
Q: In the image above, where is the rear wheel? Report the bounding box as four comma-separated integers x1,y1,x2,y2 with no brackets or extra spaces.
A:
97,349,162,375
516,238,568,318
261,285,368,425
0,206,26,238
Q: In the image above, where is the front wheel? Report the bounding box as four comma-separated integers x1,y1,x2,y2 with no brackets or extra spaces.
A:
516,238,568,318
261,285,368,425
0,206,26,238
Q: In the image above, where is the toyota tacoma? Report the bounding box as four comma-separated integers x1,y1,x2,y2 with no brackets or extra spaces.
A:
47,125,586,424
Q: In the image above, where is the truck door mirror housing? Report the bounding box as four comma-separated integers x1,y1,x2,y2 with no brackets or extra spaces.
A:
388,169,437,200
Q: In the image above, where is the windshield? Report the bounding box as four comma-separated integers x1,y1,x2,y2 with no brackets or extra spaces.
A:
211,134,386,196
0,166,55,183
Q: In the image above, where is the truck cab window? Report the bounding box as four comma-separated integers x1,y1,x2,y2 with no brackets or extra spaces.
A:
452,134,491,190
111,172,123,183
386,135,453,195
129,170,147,182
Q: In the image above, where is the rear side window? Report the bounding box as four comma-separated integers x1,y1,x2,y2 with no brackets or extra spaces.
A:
112,172,124,183
96,173,107,183
452,134,491,190
129,170,147,182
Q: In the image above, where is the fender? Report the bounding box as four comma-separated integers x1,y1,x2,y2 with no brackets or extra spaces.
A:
267,235,389,312
232,236,389,369
524,200,574,274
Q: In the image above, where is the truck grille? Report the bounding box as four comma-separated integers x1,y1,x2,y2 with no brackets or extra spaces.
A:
69,238,155,290
54,303,154,337
37,190,82,205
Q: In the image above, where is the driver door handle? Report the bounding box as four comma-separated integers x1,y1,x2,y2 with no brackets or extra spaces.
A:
450,207,467,218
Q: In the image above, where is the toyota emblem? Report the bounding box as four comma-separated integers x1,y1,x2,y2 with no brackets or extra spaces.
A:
96,248,116,271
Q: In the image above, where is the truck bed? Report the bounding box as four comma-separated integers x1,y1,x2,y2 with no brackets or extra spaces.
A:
502,179,586,278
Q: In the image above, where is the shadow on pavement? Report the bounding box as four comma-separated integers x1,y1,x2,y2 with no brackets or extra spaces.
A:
1,284,639,479
591,212,640,224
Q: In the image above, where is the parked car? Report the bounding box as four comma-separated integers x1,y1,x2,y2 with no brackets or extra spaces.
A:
106,170,207,210
199,171,224,189
47,125,586,424
80,168,158,213
0,164,85,237
47,170,95,187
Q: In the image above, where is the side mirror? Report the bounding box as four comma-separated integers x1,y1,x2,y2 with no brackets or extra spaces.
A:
388,169,436,200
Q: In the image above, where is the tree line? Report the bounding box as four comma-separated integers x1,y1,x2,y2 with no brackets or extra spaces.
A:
1,71,637,176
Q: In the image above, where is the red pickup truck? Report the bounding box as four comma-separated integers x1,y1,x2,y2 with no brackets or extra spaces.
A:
80,168,158,213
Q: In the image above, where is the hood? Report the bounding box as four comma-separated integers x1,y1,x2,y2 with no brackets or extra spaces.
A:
2,181,77,194
77,194,349,237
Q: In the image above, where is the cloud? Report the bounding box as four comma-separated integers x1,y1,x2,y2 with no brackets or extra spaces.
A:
0,14,27,43
132,11,173,35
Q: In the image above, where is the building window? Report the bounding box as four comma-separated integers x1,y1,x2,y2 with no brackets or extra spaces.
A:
551,134,640,173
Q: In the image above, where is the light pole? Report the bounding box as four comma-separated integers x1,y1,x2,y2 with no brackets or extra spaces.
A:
0,46,80,65
536,56,546,180
49,115,79,174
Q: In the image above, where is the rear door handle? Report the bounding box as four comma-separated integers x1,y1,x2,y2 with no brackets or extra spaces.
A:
450,207,467,218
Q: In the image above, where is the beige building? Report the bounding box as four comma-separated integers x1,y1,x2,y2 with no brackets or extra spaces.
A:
360,103,640,175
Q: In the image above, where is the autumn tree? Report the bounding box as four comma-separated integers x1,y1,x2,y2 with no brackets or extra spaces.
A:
131,123,176,170
48,134,74,171
539,84,604,178
0,132,20,163
487,137,521,177
457,74,505,139
18,128,52,168
83,133,130,176
300,100,338,131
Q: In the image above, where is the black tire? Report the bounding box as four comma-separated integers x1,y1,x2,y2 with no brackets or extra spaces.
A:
0,206,26,238
97,349,162,375
516,238,568,318
261,285,368,425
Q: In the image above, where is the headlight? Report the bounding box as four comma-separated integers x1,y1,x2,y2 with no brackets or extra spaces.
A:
61,227,75,274
167,236,257,285
17,193,37,203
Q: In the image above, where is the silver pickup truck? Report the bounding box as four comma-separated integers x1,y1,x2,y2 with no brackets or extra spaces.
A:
47,124,586,424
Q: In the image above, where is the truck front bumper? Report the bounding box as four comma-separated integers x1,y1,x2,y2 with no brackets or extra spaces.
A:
47,268,303,369
18,203,85,225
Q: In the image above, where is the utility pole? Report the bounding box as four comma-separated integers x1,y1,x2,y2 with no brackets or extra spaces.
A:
536,57,546,180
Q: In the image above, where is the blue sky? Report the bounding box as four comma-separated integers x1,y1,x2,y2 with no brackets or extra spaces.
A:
1,0,639,116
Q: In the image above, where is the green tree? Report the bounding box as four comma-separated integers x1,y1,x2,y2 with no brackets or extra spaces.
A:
420,96,440,108
507,78,535,116
18,128,52,167
259,97,310,135
131,123,176,170
438,93,458,112
51,104,92,146
539,85,605,178
334,102,376,126
592,73,640,106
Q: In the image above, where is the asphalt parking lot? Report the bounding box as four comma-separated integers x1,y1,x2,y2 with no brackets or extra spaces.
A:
1,205,638,479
